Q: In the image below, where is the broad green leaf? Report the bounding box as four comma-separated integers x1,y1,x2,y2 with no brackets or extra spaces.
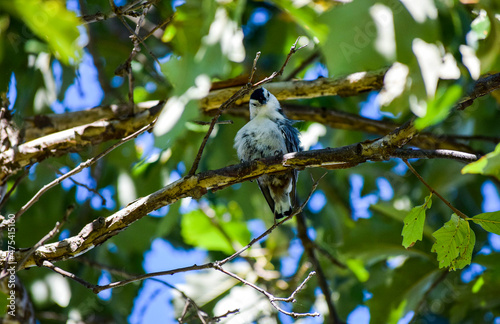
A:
402,194,432,249
1,0,82,64
414,84,462,130
469,211,500,235
181,204,250,254
431,214,475,270
462,143,500,181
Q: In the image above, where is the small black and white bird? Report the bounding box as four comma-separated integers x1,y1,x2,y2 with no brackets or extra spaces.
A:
234,87,302,219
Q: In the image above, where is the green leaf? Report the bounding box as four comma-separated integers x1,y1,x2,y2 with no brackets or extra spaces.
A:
469,211,500,235
451,226,475,270
388,299,407,324
414,84,463,130
345,259,370,282
462,143,500,181
1,0,82,64
471,10,490,41
402,194,432,249
272,0,328,42
431,214,475,270
318,0,393,76
477,10,500,73
181,204,251,254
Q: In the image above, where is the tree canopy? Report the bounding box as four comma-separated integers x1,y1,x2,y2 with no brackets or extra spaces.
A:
1,0,500,323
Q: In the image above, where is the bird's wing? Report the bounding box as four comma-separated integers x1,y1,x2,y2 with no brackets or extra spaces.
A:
278,120,302,208
257,179,275,215
278,121,302,154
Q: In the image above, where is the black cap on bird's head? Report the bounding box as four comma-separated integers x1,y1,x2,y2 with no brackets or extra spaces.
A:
248,87,281,119
250,88,268,105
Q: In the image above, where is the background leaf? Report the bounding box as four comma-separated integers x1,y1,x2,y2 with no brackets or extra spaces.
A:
470,211,500,235
402,193,432,249
462,143,500,180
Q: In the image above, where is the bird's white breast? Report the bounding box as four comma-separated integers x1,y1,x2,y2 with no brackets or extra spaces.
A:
234,116,287,161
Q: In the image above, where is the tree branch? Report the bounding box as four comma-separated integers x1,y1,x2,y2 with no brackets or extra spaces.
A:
13,205,73,272
0,101,163,184
6,121,155,223
201,68,387,112
0,143,479,270
456,72,500,110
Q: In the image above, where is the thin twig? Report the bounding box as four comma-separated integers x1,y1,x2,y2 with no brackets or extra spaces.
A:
249,51,261,83
275,271,317,303
78,257,237,323
211,309,240,322
142,14,175,41
253,37,308,88
115,7,160,66
92,263,214,293
42,260,97,289
14,173,321,319
403,159,468,219
191,120,233,126
48,165,107,205
11,121,155,223
284,50,320,81
214,264,319,318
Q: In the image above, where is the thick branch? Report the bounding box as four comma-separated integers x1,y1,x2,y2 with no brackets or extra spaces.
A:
0,143,478,270
456,72,500,110
0,102,163,184
201,69,387,112
22,70,385,141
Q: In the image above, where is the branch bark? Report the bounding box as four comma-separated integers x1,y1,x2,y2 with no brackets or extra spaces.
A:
0,142,479,271
201,69,387,112
0,101,163,184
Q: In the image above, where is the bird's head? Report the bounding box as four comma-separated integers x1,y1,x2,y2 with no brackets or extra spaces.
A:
249,87,283,120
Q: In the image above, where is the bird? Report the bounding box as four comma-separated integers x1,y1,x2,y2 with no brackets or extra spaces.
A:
234,87,302,219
